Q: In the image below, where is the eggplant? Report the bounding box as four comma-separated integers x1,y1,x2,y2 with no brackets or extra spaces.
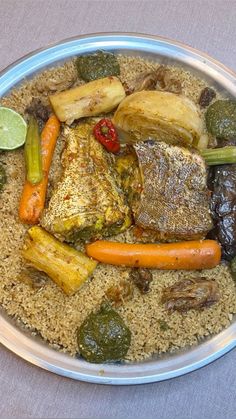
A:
208,163,236,260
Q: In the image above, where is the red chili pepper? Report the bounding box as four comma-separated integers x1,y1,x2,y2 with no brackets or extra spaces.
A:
93,119,120,153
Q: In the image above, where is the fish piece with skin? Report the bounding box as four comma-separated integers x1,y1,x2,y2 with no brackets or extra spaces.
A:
122,141,213,241
41,121,131,242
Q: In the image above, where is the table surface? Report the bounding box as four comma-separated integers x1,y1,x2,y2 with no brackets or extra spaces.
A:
1,0,236,418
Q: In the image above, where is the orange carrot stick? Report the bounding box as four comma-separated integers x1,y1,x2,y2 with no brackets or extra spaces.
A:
19,115,60,224
86,240,221,270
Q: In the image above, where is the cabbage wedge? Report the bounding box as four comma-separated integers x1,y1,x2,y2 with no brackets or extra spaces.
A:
113,91,204,148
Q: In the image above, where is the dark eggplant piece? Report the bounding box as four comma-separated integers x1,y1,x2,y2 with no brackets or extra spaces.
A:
208,163,236,260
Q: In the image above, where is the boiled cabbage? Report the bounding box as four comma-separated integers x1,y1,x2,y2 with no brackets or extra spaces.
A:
113,91,204,148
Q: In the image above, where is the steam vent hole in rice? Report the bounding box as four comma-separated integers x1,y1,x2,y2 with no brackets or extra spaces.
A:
0,55,236,362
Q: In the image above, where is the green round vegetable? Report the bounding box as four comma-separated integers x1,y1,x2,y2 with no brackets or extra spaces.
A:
77,303,131,363
76,51,120,82
0,164,6,192
205,100,236,139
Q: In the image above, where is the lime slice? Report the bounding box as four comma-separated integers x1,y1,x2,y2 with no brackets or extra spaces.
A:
0,107,27,150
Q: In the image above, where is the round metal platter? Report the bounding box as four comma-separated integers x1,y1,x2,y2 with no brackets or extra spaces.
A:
0,33,236,385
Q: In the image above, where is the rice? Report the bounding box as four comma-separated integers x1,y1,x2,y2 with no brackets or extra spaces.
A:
0,55,236,362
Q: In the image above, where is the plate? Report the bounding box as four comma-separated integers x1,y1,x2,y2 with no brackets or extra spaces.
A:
0,33,236,385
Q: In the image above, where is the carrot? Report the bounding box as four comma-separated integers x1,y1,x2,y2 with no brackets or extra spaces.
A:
19,115,60,224
86,240,221,270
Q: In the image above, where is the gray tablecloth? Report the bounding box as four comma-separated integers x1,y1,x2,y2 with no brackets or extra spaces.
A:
0,1,236,418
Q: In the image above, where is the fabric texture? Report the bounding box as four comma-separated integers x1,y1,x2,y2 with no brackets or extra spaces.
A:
0,0,235,418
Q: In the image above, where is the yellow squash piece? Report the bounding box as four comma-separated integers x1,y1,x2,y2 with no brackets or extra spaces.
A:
49,76,126,124
22,226,97,295
113,91,204,148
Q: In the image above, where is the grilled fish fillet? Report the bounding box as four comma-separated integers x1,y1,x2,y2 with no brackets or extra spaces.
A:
41,121,131,242
116,141,213,241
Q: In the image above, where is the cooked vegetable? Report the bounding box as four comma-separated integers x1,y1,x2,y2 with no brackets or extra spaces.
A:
41,121,131,242
86,240,221,270
197,133,209,150
93,118,120,153
162,277,220,312
19,115,60,224
22,226,97,295
77,303,131,362
76,50,120,81
26,98,50,122
230,257,236,280
24,116,43,185
208,164,236,260
198,87,216,108
205,100,236,139
201,146,236,165
0,164,6,193
130,268,153,294
49,76,126,124
113,91,203,148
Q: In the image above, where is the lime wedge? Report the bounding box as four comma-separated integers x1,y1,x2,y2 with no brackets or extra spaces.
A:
0,107,27,150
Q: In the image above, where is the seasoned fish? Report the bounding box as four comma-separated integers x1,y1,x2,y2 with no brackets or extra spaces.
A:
116,141,213,241
41,121,131,242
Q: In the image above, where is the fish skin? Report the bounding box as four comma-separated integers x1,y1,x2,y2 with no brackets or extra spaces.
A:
131,141,213,241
